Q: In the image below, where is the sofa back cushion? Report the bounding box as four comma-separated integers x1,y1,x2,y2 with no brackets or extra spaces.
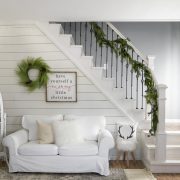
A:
64,115,106,141
22,115,63,141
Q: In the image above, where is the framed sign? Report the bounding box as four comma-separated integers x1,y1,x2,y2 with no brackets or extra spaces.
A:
46,72,77,102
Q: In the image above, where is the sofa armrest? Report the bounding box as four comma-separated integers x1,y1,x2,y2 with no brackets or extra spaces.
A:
98,129,115,157
2,129,28,156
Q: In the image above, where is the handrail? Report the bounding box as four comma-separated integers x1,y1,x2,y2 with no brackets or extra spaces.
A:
106,22,148,66
106,22,158,86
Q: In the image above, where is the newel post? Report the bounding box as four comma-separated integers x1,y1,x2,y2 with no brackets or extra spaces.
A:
145,55,156,121
155,84,167,162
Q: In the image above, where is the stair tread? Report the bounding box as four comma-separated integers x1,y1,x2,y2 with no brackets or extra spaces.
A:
143,130,180,134
59,34,72,37
102,77,115,81
150,160,180,165
81,55,93,58
146,144,180,148
166,131,180,134
91,66,104,69
70,45,83,48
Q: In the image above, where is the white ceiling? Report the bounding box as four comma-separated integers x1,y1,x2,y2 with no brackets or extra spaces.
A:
0,0,180,21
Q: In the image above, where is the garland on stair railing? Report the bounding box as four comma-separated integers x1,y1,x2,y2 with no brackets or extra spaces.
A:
90,22,158,136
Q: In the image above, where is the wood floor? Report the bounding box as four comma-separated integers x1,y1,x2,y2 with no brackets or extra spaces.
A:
0,160,180,179
110,160,180,180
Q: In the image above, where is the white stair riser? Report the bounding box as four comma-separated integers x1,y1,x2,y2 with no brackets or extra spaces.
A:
68,46,83,58
167,135,180,145
166,123,180,131
48,24,61,38
101,80,114,90
143,132,180,145
167,149,180,160
58,35,73,47
91,68,104,79
79,56,93,68
112,88,126,99
146,147,180,161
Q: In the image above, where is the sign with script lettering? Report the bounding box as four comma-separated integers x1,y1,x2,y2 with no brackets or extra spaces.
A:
46,72,77,102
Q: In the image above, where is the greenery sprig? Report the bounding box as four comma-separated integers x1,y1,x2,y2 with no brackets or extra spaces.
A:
90,22,158,136
16,57,51,92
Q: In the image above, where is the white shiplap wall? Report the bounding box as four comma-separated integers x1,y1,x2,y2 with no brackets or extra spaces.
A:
0,24,139,159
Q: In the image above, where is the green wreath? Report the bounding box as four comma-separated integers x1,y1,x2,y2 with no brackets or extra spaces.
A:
16,57,51,92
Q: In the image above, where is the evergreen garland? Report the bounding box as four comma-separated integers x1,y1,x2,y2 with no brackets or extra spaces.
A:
90,22,158,136
16,57,51,92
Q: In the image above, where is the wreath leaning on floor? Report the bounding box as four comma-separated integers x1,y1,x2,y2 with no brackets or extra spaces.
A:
16,57,51,92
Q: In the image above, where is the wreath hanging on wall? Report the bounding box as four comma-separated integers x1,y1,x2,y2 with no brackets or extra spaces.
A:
16,57,51,92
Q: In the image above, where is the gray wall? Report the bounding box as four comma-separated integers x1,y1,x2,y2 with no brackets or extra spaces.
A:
113,22,180,120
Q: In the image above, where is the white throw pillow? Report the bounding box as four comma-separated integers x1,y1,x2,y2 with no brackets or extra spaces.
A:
53,120,84,146
116,123,138,141
64,115,106,141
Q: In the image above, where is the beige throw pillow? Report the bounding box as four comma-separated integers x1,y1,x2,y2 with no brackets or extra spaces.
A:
37,120,54,144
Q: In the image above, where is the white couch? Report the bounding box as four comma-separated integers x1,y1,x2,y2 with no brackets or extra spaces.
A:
2,115,114,176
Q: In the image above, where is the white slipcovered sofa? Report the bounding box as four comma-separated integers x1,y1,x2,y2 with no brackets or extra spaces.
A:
2,115,114,176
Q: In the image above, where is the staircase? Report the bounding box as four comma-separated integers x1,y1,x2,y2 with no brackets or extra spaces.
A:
48,22,148,123
36,21,180,172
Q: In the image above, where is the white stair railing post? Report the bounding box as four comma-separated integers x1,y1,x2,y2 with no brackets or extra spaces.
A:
155,84,167,162
147,55,155,71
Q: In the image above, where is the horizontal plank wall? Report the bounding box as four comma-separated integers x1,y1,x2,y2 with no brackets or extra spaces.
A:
0,24,140,159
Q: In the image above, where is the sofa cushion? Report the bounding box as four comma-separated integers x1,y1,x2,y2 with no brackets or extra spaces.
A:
64,115,106,141
22,115,63,141
18,141,58,156
58,141,98,156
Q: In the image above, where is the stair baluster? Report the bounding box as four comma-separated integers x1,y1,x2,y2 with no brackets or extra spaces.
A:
141,60,144,109
63,22,66,33
95,35,98,67
115,35,119,88
69,22,72,34
100,22,103,67
74,22,77,44
106,24,109,78
131,49,134,99
85,22,87,55
125,47,129,99
121,55,123,88
80,22,82,45
111,29,114,78
136,55,139,109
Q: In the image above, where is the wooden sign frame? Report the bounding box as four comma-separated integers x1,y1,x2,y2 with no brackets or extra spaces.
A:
46,71,77,102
